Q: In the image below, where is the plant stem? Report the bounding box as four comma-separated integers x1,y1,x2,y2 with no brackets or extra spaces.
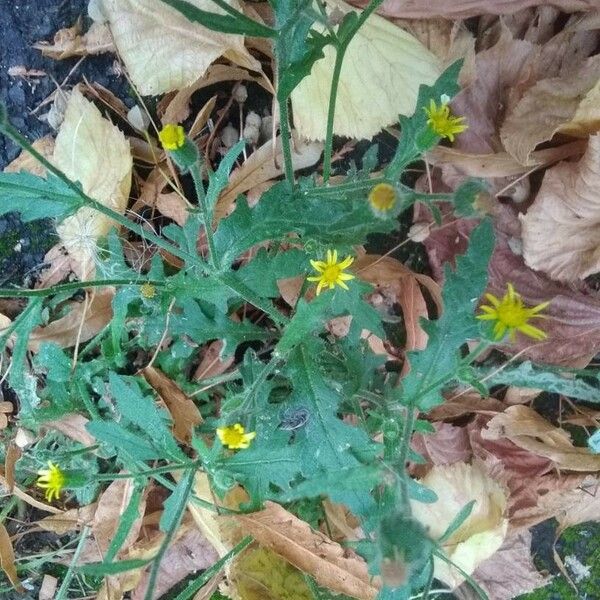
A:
278,94,295,186
397,406,416,510
321,0,385,183
0,278,162,298
190,163,218,269
55,526,90,600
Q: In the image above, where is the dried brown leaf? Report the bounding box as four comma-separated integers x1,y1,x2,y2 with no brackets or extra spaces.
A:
454,531,549,600
349,0,595,18
411,422,472,469
44,414,96,447
38,503,98,535
483,405,600,471
28,289,114,352
142,366,203,444
34,21,114,59
4,136,54,176
501,55,600,165
214,134,323,223
236,502,380,599
521,135,600,281
0,523,22,592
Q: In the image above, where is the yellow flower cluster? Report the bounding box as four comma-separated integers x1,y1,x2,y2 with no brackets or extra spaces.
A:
307,249,355,295
158,124,185,151
217,423,256,450
36,462,66,502
424,98,467,142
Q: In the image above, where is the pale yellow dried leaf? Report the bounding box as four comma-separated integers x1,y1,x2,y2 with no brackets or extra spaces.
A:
100,0,260,95
4,136,55,176
34,21,114,59
501,55,600,165
410,462,508,590
520,135,600,281
290,0,440,140
53,88,132,277
38,503,98,535
483,405,600,471
236,501,380,599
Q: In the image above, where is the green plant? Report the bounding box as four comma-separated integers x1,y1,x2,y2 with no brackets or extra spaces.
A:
1,2,598,599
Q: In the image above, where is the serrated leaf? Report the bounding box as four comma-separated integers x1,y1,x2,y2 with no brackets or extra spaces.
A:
0,171,82,221
78,558,151,576
476,360,600,403
399,219,494,410
214,181,395,268
109,373,183,459
86,420,163,460
159,468,195,533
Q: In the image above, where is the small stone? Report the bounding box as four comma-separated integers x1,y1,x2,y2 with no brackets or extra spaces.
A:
408,222,430,243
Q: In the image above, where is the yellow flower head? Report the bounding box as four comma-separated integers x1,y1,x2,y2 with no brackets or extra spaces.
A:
424,98,468,142
158,124,186,151
140,282,156,299
217,423,256,450
36,462,66,502
369,183,397,214
477,283,549,341
307,249,355,296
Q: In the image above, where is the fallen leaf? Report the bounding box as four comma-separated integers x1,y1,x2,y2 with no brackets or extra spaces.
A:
53,87,132,278
0,523,22,592
214,133,323,223
3,443,20,491
99,0,260,95
348,0,595,18
411,422,472,470
236,501,380,599
44,414,96,447
454,531,549,600
410,462,509,590
34,21,114,59
142,366,203,444
193,340,235,381
521,135,600,281
28,289,114,351
38,503,98,535
39,574,59,600
290,0,440,140
4,136,55,176
483,405,600,471
501,55,600,165
131,525,218,600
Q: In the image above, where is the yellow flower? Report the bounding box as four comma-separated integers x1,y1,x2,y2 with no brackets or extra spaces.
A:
477,283,549,341
158,124,185,151
140,282,156,299
307,249,355,295
217,423,256,450
369,183,397,214
424,98,468,142
36,462,66,502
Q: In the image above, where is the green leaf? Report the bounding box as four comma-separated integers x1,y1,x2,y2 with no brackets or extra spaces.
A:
104,478,146,563
78,558,151,576
438,500,475,543
213,181,395,268
278,281,384,353
205,141,245,215
86,421,163,461
160,468,195,533
159,0,277,38
476,360,600,403
0,172,83,221
399,219,494,410
221,341,380,521
109,373,183,459
386,61,462,179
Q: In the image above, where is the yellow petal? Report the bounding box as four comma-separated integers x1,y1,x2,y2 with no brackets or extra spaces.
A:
338,272,355,281
310,260,326,272
518,323,547,340
484,293,501,308
338,256,355,269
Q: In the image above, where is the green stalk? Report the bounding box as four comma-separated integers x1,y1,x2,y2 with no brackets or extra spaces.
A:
190,163,218,269
397,406,416,510
0,279,162,298
322,0,385,182
278,94,295,186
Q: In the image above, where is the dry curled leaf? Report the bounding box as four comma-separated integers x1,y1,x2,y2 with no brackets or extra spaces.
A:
53,87,132,278
237,502,380,599
0,523,22,593
483,405,600,471
349,0,595,18
38,503,98,535
290,0,440,140
521,135,600,281
410,462,508,589
501,55,600,165
34,21,114,59
455,531,549,600
99,0,260,95
28,289,114,352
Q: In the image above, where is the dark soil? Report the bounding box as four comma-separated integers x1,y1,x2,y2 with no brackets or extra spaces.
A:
0,0,129,285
